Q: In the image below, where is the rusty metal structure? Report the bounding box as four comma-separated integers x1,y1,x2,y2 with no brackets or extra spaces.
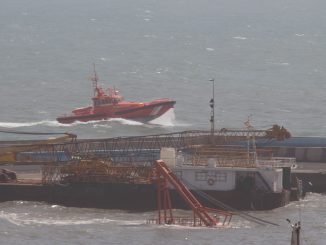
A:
188,145,275,167
7,129,272,164
42,159,153,185
147,160,233,227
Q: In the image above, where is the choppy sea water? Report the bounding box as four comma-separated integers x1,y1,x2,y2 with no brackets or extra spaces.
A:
0,193,325,245
1,0,326,140
1,0,326,244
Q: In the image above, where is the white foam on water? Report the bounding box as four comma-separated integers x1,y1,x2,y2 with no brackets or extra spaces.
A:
270,62,290,66
150,109,192,128
149,109,176,126
0,110,188,130
0,211,115,226
0,120,70,128
83,111,188,128
92,124,112,129
1,210,147,227
118,220,146,226
19,217,115,226
144,34,157,38
0,211,22,226
154,223,209,230
60,117,145,129
274,108,292,113
37,111,48,114
233,36,247,40
228,220,253,229
151,222,236,230
108,118,144,126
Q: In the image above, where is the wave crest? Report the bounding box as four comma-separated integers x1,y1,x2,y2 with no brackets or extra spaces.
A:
0,120,68,128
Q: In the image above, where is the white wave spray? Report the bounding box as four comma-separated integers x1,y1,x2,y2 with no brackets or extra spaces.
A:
0,120,70,128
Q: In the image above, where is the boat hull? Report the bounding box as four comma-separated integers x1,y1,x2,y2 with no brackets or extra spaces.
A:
57,100,175,124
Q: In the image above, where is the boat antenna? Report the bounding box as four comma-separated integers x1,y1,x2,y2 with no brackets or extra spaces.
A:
91,63,99,96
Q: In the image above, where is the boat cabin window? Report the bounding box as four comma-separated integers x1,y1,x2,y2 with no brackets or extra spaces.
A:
195,171,227,182
195,171,207,181
94,97,121,106
112,98,121,103
94,99,111,106
215,172,227,182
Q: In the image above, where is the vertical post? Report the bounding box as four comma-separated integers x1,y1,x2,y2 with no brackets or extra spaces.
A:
287,219,301,245
209,78,215,145
157,175,162,224
290,221,301,245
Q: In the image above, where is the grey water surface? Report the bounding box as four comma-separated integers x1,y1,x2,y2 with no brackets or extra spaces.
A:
0,0,326,244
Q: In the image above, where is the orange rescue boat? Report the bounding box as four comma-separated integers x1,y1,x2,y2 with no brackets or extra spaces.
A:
57,70,176,124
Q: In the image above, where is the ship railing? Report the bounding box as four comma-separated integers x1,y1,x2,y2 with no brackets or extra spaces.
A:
63,174,151,184
146,217,204,226
182,155,296,169
257,157,297,168
146,215,231,227
183,156,257,168
60,173,152,184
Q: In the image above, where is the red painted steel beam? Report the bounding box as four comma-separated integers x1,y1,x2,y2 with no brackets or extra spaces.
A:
154,160,234,227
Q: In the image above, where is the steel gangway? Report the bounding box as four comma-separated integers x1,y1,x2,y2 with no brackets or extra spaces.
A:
151,160,233,227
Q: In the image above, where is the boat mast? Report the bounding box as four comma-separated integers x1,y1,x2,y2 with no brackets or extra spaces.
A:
209,78,215,145
91,63,99,96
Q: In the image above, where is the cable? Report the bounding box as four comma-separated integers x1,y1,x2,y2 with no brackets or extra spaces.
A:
181,178,279,226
